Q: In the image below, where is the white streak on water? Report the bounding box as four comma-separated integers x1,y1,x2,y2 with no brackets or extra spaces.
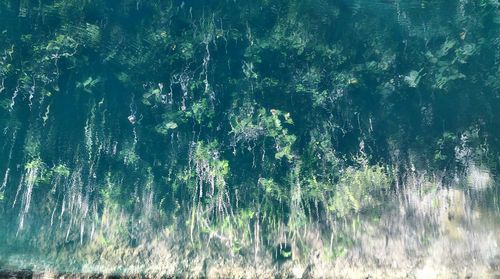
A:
9,85,19,111
59,199,66,228
18,165,40,231
467,164,491,190
12,175,24,208
1,130,17,192
80,222,85,245
0,168,9,191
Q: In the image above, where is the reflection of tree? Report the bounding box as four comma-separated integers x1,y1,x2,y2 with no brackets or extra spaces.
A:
0,0,498,265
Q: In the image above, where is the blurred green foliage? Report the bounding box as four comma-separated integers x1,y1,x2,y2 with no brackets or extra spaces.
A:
0,0,498,260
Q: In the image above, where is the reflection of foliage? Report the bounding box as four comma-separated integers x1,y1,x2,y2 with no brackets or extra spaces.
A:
100,172,122,209
119,143,140,166
434,132,459,168
25,158,43,171
0,0,498,264
52,164,71,177
230,108,296,160
328,164,390,218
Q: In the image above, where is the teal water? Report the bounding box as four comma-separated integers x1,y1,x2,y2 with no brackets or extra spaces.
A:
0,0,499,277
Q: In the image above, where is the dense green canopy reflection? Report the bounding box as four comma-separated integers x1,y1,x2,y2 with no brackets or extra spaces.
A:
0,0,499,277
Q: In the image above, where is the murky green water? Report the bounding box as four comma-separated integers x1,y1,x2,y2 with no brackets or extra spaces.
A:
0,0,499,277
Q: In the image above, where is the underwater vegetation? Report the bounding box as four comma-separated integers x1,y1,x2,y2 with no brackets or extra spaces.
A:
0,0,499,278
